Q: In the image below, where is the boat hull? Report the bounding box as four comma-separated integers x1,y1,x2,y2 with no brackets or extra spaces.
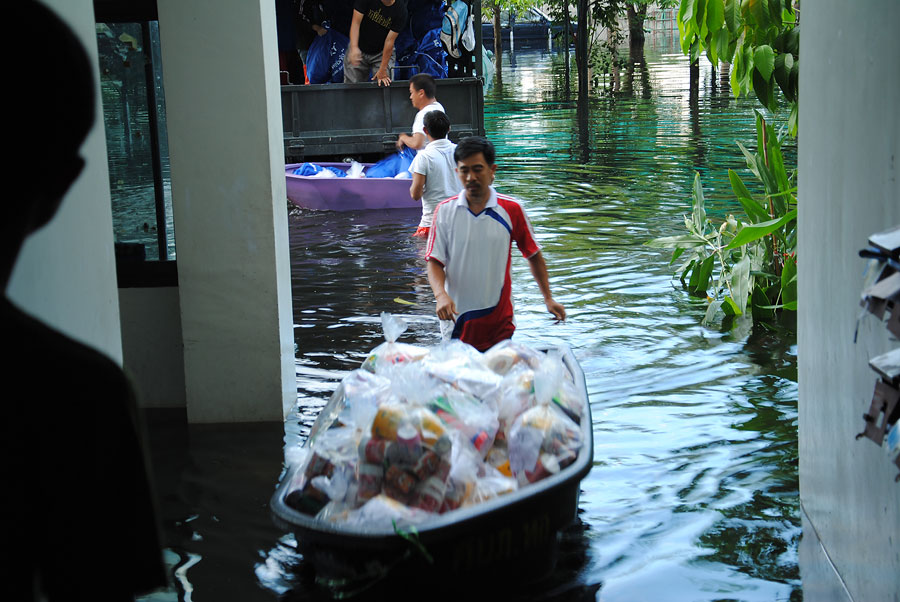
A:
285,163,421,211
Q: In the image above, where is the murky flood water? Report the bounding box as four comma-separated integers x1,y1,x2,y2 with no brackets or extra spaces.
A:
144,38,799,602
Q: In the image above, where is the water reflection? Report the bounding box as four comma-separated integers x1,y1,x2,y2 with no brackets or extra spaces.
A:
148,37,799,602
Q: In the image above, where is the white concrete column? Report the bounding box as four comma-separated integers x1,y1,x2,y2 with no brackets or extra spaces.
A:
798,1,900,599
8,0,123,365
157,0,295,423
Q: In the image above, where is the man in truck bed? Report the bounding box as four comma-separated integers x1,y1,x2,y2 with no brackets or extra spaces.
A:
344,0,407,85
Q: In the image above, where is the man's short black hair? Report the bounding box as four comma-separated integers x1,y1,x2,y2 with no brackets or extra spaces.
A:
423,110,450,140
454,136,495,165
410,73,437,99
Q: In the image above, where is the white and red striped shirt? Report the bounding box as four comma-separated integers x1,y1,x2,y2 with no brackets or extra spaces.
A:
425,186,540,350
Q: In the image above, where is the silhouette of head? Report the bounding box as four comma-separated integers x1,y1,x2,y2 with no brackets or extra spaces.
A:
4,1,96,285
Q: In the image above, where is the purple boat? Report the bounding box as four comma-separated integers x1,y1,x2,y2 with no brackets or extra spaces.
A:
285,162,421,211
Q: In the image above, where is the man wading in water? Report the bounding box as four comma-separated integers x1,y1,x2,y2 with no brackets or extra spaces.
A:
425,136,566,350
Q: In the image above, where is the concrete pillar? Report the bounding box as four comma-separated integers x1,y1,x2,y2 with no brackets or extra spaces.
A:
157,0,294,423
798,2,900,600
8,0,123,365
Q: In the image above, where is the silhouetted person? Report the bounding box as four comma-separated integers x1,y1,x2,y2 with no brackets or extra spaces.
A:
4,3,166,600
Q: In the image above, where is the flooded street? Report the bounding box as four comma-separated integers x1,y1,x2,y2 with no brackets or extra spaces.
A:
145,39,800,602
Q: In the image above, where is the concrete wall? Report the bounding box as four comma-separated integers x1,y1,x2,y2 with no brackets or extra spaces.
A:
157,0,295,423
8,0,123,366
119,287,186,408
798,2,900,600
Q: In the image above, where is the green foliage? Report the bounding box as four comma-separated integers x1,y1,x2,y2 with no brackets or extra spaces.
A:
677,0,799,135
647,112,797,325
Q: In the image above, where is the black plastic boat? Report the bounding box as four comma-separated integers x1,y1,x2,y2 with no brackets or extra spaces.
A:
269,345,593,589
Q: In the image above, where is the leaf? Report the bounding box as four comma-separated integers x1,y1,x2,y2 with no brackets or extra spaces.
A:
703,298,724,325
752,67,775,110
696,254,716,293
691,173,707,232
730,41,744,96
681,259,697,286
766,139,789,212
729,170,769,222
748,0,770,28
730,252,751,314
781,253,797,306
736,140,760,179
645,234,708,249
706,0,725,32
783,26,799,56
716,28,734,64
393,297,417,306
753,45,775,80
773,53,792,99
768,0,782,24
721,295,741,316
724,0,741,33
724,209,797,250
697,0,709,39
669,247,686,265
787,102,798,137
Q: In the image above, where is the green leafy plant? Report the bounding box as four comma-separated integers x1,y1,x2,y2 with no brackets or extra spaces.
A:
648,111,797,324
677,0,799,135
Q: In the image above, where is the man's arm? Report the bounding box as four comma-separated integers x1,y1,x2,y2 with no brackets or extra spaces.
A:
526,251,566,322
347,10,363,66
426,259,457,321
397,131,426,150
373,30,399,86
410,172,426,201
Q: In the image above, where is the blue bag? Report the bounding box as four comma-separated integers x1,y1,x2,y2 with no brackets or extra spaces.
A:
365,148,417,179
306,28,349,84
413,28,447,78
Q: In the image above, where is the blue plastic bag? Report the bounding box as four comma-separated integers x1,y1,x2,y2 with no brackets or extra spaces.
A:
366,148,417,179
293,163,347,177
413,28,447,78
306,28,349,84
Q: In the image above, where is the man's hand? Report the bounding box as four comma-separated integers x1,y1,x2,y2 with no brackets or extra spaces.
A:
435,291,457,322
347,45,361,66
372,68,391,86
545,298,566,322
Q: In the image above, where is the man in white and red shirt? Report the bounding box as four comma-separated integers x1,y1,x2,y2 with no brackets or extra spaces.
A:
425,137,566,350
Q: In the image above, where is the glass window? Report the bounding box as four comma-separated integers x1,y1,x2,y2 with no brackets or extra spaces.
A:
97,21,174,262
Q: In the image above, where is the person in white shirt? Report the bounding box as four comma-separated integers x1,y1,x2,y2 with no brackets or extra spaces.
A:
397,73,444,150
409,111,459,237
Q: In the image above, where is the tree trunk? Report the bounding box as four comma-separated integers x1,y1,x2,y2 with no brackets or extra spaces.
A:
493,8,502,85
627,3,647,53
564,1,571,91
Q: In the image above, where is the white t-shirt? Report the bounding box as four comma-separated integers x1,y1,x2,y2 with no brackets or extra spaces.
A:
412,100,446,136
409,138,458,228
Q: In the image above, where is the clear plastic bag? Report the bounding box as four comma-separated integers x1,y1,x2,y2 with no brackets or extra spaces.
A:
427,385,499,458
308,369,392,444
508,403,582,486
483,340,543,375
534,350,583,424
361,313,430,374
420,340,502,402
336,494,433,529
346,160,366,178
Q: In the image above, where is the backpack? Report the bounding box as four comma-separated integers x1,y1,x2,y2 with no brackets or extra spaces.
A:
440,0,468,59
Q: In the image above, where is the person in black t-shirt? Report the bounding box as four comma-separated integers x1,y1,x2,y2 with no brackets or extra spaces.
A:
344,0,407,85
